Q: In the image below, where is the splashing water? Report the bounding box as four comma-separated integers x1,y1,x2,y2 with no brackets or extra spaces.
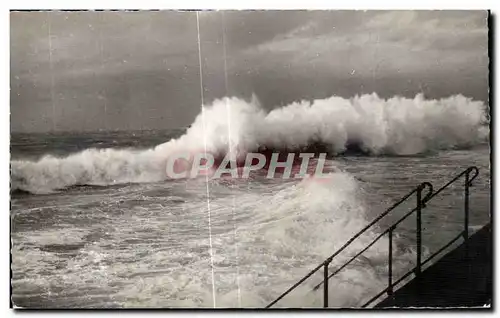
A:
11,93,488,194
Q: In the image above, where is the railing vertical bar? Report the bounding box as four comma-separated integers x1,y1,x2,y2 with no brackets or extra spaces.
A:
388,229,393,297
464,170,470,256
323,262,329,308
416,186,422,277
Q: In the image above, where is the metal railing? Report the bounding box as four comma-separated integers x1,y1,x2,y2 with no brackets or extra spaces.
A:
266,166,479,308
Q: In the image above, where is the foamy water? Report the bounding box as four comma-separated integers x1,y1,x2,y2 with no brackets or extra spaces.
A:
10,93,490,308
11,94,488,194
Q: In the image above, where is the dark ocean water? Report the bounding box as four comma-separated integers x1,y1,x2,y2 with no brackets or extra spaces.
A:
10,130,185,161
10,130,491,308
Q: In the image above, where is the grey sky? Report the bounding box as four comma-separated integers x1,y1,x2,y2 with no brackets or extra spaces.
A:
10,10,488,132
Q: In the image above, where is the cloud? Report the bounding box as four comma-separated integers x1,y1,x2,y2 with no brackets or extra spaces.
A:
238,10,488,78
11,11,200,80
10,11,204,132
10,10,489,132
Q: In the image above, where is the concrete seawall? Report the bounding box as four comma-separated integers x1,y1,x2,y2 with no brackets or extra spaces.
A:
375,223,492,308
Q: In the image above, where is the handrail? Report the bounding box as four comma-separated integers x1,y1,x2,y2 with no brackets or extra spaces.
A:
361,231,463,307
427,166,479,200
265,181,433,308
266,166,479,308
312,181,442,292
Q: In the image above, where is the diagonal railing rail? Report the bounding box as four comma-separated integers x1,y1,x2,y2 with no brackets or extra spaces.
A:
266,166,479,308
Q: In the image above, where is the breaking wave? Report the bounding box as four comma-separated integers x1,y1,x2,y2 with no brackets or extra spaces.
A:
11,93,489,193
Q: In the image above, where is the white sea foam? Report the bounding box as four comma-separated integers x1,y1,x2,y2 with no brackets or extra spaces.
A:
11,93,488,193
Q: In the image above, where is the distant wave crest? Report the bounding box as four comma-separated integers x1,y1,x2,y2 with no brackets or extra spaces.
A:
11,93,489,193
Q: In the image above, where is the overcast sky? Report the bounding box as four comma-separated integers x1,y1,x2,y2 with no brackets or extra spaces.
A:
11,10,488,132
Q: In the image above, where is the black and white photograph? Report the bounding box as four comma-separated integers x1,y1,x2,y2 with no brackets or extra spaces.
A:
10,9,491,309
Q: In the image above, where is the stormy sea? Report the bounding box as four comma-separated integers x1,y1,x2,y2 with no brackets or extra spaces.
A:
10,93,490,308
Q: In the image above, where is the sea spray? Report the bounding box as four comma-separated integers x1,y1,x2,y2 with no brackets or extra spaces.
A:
11,93,489,193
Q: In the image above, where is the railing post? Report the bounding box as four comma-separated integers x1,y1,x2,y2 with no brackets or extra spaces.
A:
388,228,393,297
416,185,422,277
323,261,329,308
464,169,470,257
